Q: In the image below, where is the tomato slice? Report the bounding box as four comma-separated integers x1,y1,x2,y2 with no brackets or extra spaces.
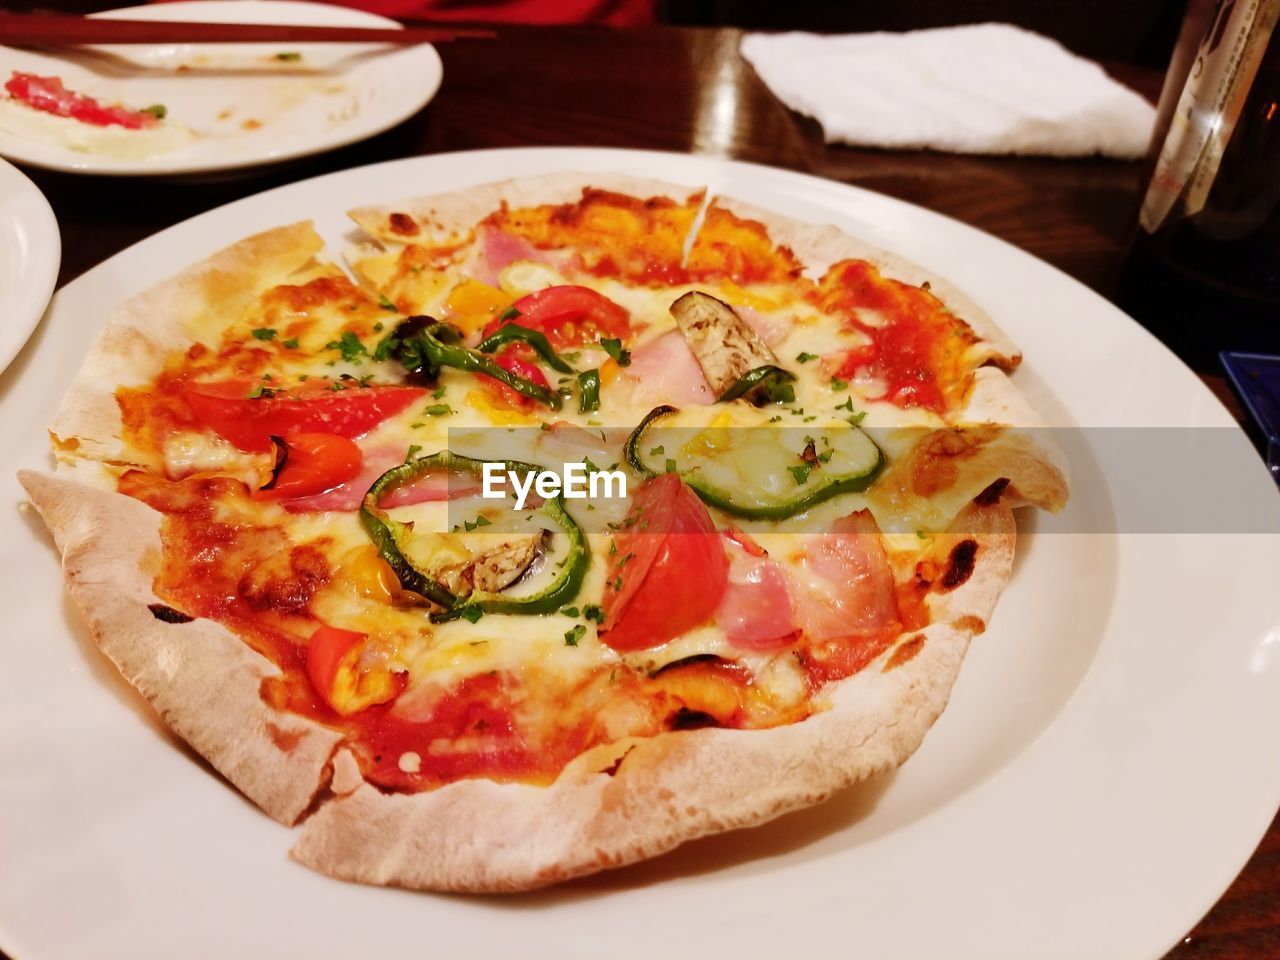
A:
600,474,729,652
185,379,425,451
306,625,404,716
5,72,156,130
492,285,631,347
479,350,551,409
255,433,363,501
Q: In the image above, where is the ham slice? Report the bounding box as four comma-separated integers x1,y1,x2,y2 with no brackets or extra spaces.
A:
790,511,899,641
716,543,797,651
736,304,791,347
622,330,716,407
472,226,561,287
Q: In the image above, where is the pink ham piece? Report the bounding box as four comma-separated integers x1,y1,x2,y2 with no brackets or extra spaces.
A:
790,511,899,641
472,226,562,287
735,304,790,347
716,540,797,651
622,330,715,407
282,445,480,513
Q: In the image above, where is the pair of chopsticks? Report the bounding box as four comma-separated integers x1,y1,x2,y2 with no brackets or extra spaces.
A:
0,11,494,46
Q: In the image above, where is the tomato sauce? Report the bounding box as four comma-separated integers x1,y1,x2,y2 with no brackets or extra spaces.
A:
684,206,807,285
814,260,979,413
486,188,702,286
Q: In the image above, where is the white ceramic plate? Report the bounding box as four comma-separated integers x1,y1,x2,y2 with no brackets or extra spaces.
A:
0,157,58,373
0,1,442,176
2,148,1279,960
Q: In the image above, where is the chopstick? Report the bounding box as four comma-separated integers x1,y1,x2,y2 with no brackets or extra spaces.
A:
0,11,495,47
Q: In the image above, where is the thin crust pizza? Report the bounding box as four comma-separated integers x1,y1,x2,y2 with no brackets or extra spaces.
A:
20,172,1068,891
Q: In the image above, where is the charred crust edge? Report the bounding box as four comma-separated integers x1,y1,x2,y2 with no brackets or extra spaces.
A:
147,603,194,624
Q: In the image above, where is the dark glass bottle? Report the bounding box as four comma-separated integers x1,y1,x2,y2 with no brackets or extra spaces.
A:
1117,0,1280,371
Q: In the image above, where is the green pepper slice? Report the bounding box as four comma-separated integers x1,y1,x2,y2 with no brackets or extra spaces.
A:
624,405,884,521
475,322,574,374
360,451,589,622
379,318,563,410
717,364,797,405
577,369,601,413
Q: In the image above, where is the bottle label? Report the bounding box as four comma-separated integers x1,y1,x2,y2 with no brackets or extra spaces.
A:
1140,0,1279,233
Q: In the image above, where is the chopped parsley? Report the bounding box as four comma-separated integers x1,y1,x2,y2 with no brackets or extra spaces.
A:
424,404,453,417
463,515,492,532
665,458,678,474
377,294,397,312
250,327,277,341
836,396,854,412
599,337,632,367
274,51,302,61
141,104,167,120
830,376,848,391
788,463,813,485
848,411,867,427
432,385,447,400
583,604,605,623
564,624,586,647
245,384,275,399
560,606,580,618
796,351,819,363
325,331,368,364
282,337,299,349
648,444,665,456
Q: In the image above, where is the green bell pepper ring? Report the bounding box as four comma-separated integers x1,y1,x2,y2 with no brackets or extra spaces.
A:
359,451,589,622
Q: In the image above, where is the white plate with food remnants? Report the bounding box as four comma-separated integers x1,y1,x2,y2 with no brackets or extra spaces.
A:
2,148,1279,960
0,157,59,373
0,0,442,176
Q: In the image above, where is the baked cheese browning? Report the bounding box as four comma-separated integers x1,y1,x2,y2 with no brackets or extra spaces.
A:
811,259,982,413
684,203,807,284
483,188,707,285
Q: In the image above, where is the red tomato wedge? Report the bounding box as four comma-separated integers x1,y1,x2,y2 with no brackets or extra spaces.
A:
479,350,551,409
494,285,631,347
255,433,362,501
306,625,404,716
5,72,157,130
184,379,425,451
600,474,728,652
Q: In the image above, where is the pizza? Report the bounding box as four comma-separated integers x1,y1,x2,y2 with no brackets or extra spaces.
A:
20,172,1068,892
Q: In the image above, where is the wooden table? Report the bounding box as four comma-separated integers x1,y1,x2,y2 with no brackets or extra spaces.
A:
15,23,1277,959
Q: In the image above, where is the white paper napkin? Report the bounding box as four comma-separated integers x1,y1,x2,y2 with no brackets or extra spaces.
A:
740,24,1156,158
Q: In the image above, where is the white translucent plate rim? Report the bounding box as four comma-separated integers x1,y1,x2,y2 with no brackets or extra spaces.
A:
1,147,1278,960
0,0,443,176
0,157,59,373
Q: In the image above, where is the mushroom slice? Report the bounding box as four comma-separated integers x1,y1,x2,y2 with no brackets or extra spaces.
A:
669,291,779,397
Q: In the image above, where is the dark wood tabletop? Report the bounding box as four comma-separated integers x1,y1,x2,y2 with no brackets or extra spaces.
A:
11,21,1277,960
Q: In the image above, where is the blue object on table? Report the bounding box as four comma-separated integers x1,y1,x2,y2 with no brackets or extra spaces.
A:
1221,351,1280,486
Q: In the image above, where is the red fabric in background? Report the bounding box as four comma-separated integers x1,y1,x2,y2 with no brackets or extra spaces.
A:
313,0,654,25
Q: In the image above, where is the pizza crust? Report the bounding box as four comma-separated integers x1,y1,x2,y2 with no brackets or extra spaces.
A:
348,171,709,249
289,499,1015,892
50,222,324,471
18,470,343,824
